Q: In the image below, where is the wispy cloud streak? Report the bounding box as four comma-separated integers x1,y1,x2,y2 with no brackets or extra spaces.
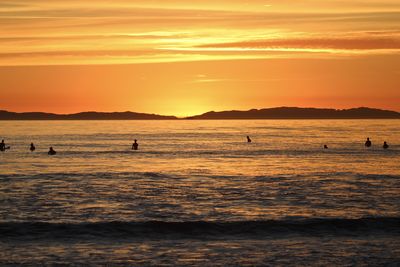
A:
0,1,399,65
197,36,400,50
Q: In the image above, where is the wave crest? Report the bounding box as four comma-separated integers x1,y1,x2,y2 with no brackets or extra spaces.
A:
2,217,399,240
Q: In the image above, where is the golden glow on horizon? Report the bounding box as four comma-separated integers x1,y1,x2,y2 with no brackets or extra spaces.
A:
0,0,399,115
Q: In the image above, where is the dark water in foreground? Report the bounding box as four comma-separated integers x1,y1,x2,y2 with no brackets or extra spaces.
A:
1,120,400,265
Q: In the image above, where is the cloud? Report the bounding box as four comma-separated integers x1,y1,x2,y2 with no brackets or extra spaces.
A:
1,33,400,66
1,1,399,65
0,32,190,43
187,78,285,84
197,36,400,50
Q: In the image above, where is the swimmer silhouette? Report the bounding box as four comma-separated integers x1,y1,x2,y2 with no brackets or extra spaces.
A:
132,139,139,150
30,143,36,152
383,141,389,149
0,139,9,151
365,137,372,148
324,145,328,149
247,136,252,143
48,147,56,155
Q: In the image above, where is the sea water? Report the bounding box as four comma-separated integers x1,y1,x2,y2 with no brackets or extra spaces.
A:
1,120,399,265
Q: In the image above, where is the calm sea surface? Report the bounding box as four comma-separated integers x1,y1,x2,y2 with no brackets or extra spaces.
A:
1,120,400,265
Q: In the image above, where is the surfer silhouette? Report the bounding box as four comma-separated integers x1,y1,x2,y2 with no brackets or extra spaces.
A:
383,141,389,149
0,139,9,151
247,136,252,143
132,139,139,150
365,137,372,148
0,140,5,151
30,143,36,152
48,147,56,155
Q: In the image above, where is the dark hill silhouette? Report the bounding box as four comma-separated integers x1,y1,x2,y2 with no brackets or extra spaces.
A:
186,107,400,119
0,111,177,120
1,107,399,120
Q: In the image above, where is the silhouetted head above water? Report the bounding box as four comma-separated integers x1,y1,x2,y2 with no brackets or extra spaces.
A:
48,147,56,155
365,137,372,147
132,139,139,150
383,141,389,149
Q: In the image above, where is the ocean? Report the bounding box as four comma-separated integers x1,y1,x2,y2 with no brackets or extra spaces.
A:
1,120,399,266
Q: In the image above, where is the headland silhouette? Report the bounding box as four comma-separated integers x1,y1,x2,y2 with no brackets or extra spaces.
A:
1,107,399,120
187,107,400,120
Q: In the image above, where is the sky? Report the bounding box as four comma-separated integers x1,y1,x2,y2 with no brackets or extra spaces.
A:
0,0,399,116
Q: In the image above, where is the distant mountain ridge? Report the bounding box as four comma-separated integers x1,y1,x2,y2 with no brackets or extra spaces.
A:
0,107,399,120
0,111,177,120
187,107,400,119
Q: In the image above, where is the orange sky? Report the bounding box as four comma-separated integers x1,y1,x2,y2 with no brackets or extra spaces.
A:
0,0,399,116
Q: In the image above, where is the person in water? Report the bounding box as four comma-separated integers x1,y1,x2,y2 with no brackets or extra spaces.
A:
365,137,372,147
132,139,139,150
48,147,56,155
247,136,252,143
383,141,389,149
0,140,5,151
324,145,328,149
30,143,36,152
